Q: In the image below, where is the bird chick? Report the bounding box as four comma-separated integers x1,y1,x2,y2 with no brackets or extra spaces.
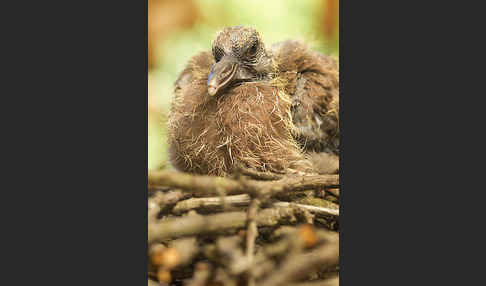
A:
168,26,339,176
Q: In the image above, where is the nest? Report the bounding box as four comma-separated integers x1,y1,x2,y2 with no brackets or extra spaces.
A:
148,168,340,286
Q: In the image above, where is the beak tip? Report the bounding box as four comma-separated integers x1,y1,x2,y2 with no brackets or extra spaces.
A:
208,86,217,96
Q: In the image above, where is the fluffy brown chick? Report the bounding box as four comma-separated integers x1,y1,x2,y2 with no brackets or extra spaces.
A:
167,26,339,176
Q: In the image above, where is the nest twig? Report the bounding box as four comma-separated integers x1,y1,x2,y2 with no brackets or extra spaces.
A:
148,170,338,198
148,170,340,286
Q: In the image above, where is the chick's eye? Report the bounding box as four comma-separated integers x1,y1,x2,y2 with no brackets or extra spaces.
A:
248,43,257,57
213,46,223,62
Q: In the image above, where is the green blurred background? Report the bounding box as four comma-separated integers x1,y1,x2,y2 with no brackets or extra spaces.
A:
148,0,339,170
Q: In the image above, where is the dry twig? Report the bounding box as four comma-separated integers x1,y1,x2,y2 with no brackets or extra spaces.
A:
246,199,260,286
259,239,339,286
274,202,339,217
148,206,308,243
148,170,338,199
171,194,339,218
288,277,339,286
172,194,250,214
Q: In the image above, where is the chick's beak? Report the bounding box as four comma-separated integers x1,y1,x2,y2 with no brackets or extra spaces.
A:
207,56,238,96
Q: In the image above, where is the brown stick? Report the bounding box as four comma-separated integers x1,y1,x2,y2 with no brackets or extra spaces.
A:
274,202,339,217
148,206,308,243
259,239,339,286
171,194,338,217
172,194,250,214
236,165,284,180
151,190,187,206
288,277,339,286
148,279,162,286
184,262,212,286
148,170,339,199
326,188,340,197
148,170,246,196
246,199,260,286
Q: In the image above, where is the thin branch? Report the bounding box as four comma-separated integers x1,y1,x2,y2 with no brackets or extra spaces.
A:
288,277,339,286
148,170,339,199
148,279,162,286
171,194,338,217
148,206,308,243
172,194,250,214
236,165,284,180
152,190,187,206
259,239,339,286
184,262,212,286
246,199,260,286
273,202,339,217
325,188,339,197
148,170,246,196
